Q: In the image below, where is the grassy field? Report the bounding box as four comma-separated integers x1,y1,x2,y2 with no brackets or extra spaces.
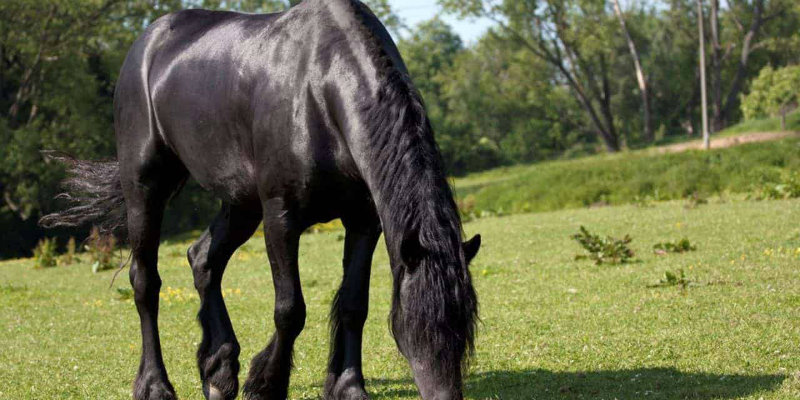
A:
453,138,800,217
716,112,800,136
1,197,799,399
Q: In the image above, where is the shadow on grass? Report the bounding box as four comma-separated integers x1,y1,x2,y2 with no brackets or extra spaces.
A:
360,367,785,399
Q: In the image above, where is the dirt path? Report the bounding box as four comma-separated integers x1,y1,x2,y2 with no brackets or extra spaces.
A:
656,131,800,153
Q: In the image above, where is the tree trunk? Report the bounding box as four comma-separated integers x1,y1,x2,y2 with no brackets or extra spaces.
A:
720,0,765,125
612,0,652,143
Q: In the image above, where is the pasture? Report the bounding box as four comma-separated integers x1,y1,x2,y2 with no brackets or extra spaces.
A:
1,197,798,399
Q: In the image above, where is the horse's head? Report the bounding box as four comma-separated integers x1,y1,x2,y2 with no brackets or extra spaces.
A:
392,233,481,400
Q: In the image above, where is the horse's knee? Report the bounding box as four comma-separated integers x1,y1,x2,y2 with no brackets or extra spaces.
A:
129,262,162,306
188,244,213,294
274,299,306,337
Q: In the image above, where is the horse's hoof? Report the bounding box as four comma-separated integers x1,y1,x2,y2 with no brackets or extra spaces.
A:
340,387,370,400
133,373,176,400
207,385,224,400
324,369,369,400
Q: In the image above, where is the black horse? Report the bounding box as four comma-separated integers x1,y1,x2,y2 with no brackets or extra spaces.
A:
41,1,480,399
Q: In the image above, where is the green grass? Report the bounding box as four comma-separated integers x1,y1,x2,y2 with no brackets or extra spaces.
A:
453,138,800,216
1,198,799,399
717,112,800,136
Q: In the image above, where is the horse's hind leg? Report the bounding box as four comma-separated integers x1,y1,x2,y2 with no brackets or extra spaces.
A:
243,198,306,400
121,145,187,400
188,203,261,400
325,215,380,400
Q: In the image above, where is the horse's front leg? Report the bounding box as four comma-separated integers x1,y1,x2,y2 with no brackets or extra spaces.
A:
243,200,306,400
189,203,261,400
325,217,380,400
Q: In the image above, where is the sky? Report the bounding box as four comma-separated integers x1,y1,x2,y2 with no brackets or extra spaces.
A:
387,0,496,44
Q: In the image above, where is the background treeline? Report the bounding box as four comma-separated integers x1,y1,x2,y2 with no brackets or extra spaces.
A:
1,0,799,258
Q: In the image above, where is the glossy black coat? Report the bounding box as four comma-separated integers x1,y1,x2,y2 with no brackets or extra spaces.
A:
79,1,479,399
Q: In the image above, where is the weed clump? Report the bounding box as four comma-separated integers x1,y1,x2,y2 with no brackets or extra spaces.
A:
654,238,697,254
572,226,635,265
648,269,694,289
33,238,58,269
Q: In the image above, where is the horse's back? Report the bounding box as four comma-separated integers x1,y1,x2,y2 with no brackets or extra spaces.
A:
115,1,389,220
116,9,287,204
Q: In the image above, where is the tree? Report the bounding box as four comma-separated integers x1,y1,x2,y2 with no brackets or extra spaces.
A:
707,0,795,130
398,17,463,140
439,0,626,151
190,0,403,33
438,34,589,170
612,0,652,142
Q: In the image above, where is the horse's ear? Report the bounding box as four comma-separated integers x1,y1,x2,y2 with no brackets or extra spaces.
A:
463,234,481,264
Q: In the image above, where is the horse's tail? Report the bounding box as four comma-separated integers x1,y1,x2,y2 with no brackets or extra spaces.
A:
39,151,126,234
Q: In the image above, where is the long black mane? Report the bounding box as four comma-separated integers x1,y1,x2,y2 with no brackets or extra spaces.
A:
353,2,478,383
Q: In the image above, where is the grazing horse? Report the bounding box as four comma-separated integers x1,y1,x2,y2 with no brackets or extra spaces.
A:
41,1,480,399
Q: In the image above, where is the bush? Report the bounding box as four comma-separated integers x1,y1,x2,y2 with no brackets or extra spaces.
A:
741,65,800,121
33,238,58,269
752,172,800,200
571,226,635,265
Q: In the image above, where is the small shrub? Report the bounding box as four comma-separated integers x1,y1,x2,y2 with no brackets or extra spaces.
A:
33,238,58,269
59,237,77,266
648,269,693,289
752,173,800,200
571,226,635,265
653,238,697,255
85,227,118,273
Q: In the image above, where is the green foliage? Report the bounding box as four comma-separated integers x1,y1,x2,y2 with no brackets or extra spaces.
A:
653,238,697,254
571,226,635,265
0,0,185,259
85,227,118,273
752,172,800,200
741,65,800,120
32,237,57,269
647,269,693,289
